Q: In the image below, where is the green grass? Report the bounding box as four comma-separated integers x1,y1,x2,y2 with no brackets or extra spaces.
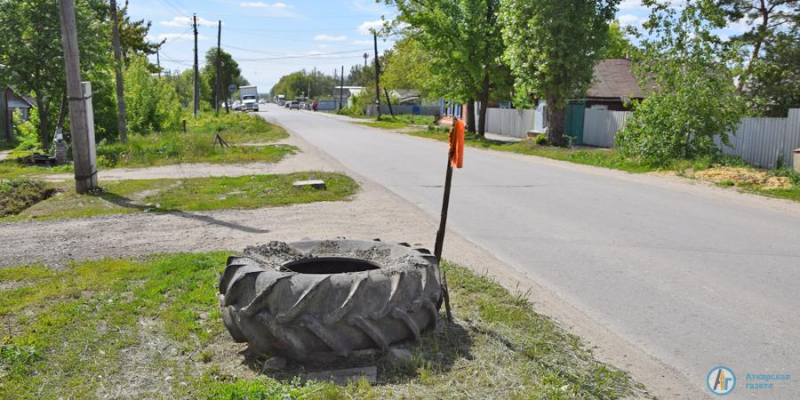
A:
0,178,55,217
356,114,439,130
405,128,656,173
0,255,645,399
1,171,359,222
0,113,294,179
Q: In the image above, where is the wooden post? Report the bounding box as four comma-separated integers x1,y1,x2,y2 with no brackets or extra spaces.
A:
215,20,222,113
339,65,344,110
0,88,10,142
192,14,199,117
433,125,456,323
109,0,127,143
373,33,381,120
383,87,394,117
59,0,98,193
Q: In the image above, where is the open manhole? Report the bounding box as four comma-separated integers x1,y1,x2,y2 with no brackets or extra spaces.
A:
218,239,442,360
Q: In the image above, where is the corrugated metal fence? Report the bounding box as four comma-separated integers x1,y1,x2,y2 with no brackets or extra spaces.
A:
716,109,800,168
582,109,631,148
580,108,800,168
481,108,536,138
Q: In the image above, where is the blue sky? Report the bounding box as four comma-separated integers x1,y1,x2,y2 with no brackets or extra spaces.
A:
128,0,745,92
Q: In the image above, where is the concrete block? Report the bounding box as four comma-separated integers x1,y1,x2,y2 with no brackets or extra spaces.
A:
293,180,326,189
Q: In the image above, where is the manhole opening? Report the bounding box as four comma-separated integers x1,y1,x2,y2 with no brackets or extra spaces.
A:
281,257,382,274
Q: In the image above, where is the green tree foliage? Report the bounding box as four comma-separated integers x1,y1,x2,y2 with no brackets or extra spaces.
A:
382,37,434,98
715,0,799,115
386,0,509,136
616,1,746,165
124,56,182,133
270,70,334,100
345,64,375,88
499,0,620,145
0,0,110,150
604,20,636,59
202,48,248,108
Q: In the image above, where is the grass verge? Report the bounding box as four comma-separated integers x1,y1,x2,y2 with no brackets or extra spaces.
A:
0,255,646,399
371,125,800,202
1,171,358,222
0,113,294,179
355,114,439,130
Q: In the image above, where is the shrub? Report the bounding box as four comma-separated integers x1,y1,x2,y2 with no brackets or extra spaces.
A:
533,134,548,145
124,55,183,134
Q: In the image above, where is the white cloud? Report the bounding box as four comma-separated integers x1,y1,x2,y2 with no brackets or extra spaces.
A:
314,34,348,42
160,16,216,27
618,14,646,27
358,19,387,35
158,32,208,41
619,0,644,10
241,1,293,8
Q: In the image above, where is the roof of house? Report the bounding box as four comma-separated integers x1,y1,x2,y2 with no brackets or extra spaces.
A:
4,87,33,108
586,59,646,100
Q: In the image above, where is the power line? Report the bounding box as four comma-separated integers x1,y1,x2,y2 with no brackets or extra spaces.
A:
236,48,372,62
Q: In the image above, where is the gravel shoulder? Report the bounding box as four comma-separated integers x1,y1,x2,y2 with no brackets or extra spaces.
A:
0,119,698,399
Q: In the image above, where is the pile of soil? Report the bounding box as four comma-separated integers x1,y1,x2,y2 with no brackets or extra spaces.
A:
691,167,793,189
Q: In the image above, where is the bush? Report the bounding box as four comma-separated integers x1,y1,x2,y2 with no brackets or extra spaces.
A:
124,55,183,134
12,109,41,152
533,134,548,145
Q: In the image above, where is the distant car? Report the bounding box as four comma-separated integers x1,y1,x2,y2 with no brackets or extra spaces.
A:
232,100,242,111
284,102,291,108
289,101,300,110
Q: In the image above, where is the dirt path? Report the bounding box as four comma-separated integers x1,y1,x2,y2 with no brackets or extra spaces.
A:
37,136,329,182
0,121,698,399
0,150,10,162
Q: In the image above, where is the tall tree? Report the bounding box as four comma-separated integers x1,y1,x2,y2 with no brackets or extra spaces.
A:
202,48,246,108
500,0,620,145
385,0,508,136
616,1,746,164
715,0,799,115
0,0,110,150
604,20,636,59
382,37,434,98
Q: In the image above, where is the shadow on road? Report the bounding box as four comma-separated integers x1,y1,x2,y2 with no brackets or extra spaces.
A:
100,191,271,234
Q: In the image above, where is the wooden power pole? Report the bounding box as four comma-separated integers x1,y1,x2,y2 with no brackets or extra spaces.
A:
192,14,199,117
373,32,381,120
215,20,222,113
339,65,344,110
109,0,127,143
59,0,98,193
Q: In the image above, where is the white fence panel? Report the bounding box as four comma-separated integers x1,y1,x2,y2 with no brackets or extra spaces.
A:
583,109,631,148
482,108,536,138
716,109,800,168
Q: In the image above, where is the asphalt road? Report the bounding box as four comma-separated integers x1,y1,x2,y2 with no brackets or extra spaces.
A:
262,105,800,398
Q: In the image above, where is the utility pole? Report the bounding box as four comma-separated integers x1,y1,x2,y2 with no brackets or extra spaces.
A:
109,0,127,143
215,20,222,113
59,0,98,193
156,45,162,78
339,65,344,110
192,14,199,117
373,32,381,120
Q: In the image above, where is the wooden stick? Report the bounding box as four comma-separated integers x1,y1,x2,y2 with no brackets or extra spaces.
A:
434,125,455,323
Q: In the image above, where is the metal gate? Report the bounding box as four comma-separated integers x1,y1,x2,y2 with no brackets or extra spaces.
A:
565,101,585,145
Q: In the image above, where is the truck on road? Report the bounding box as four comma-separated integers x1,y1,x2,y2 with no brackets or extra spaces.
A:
239,86,259,112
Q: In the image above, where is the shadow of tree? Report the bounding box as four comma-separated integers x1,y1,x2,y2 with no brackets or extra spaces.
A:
98,190,271,234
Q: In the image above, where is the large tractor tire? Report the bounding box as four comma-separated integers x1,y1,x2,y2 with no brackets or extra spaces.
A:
218,239,442,360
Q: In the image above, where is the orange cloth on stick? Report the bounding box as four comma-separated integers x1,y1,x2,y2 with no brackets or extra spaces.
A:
449,119,465,168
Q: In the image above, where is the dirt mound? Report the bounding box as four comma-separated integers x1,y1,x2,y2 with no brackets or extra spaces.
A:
692,167,793,189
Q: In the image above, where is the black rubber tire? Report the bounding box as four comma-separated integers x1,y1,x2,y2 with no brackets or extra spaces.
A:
218,239,442,360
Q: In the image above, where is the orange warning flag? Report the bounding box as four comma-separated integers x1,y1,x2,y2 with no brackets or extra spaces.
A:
449,119,465,168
